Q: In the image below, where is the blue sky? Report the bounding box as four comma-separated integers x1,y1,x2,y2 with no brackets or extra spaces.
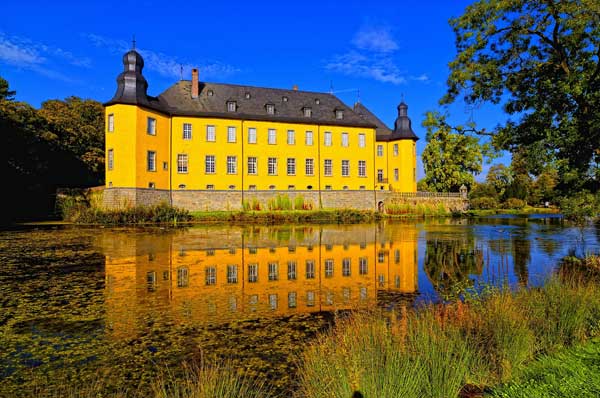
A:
0,0,508,179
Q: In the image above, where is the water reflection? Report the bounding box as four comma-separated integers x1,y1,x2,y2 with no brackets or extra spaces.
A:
99,224,419,336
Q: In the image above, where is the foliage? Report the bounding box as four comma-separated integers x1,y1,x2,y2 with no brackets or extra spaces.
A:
417,179,430,192
559,192,600,223
385,202,448,216
486,164,512,198
502,198,526,210
73,203,192,225
421,111,486,192
469,182,499,200
470,196,499,210
443,0,600,192
267,195,293,211
0,76,15,100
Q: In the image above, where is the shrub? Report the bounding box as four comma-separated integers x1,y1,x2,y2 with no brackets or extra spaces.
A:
559,192,599,223
502,198,526,209
267,195,293,211
470,196,499,210
74,203,191,225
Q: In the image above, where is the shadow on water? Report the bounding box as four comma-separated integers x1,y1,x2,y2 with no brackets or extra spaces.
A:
0,215,598,396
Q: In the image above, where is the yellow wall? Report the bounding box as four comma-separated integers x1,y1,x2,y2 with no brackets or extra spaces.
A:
105,109,417,193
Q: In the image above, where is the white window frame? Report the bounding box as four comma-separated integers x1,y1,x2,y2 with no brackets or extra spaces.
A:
268,128,276,144
227,126,236,143
394,168,399,181
288,292,297,308
358,133,365,148
305,260,315,279
227,101,236,112
107,149,114,171
266,104,275,114
342,258,351,276
377,169,384,182
227,265,238,284
205,266,216,285
341,132,349,147
324,131,332,146
247,156,257,175
324,159,332,176
341,160,349,177
393,143,399,156
358,160,366,177
248,127,257,144
206,125,216,142
377,144,383,157
183,123,192,140
303,107,312,117
268,157,277,175
359,257,368,275
268,262,279,281
305,158,314,176
205,155,215,174
287,129,295,145
177,154,188,174
305,130,313,146
147,117,156,135
248,263,258,283
287,261,297,280
107,114,114,132
287,158,296,176
336,110,344,120
147,150,156,172
227,156,237,174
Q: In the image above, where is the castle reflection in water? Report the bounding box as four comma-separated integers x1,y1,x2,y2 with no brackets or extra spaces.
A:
98,224,418,335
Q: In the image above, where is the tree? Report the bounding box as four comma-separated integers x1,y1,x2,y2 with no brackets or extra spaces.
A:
421,111,484,192
443,0,600,192
486,164,512,198
0,77,15,101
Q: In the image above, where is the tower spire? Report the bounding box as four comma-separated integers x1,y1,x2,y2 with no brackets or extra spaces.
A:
132,34,136,50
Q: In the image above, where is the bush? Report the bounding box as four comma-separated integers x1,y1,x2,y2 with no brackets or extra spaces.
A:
470,196,499,210
502,198,526,209
74,203,191,225
559,192,599,223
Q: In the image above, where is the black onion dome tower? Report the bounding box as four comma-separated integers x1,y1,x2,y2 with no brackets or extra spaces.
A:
108,49,151,107
392,102,419,140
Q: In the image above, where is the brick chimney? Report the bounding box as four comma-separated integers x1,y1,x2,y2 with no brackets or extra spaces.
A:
191,68,199,98
292,84,298,91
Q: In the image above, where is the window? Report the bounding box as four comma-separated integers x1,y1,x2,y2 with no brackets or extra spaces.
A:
306,260,315,279
287,130,295,145
268,128,276,144
325,259,334,277
307,291,315,306
148,182,156,189
227,101,236,112
360,287,368,300
163,161,168,171
341,160,349,177
379,274,385,287
107,149,114,170
343,287,351,302
147,117,156,135
245,92,251,99
268,157,277,175
206,184,214,190
287,261,297,280
227,156,237,174
205,266,216,285
207,90,214,96
341,132,349,147
248,127,256,144
393,143,399,156
205,155,215,174
342,258,351,276
107,114,114,132
178,184,186,189
377,169,384,182
377,145,383,157
395,249,401,264
359,133,365,148
324,159,332,176
147,271,156,292
394,168,399,181
248,263,258,282
227,126,236,143
183,123,192,140
269,294,278,310
324,131,332,146
227,265,238,284
305,131,313,145
358,160,366,177
206,125,216,142
266,104,275,114
335,109,344,119
288,292,297,308
282,96,288,102
395,275,401,289
268,262,279,281
247,157,257,175
249,185,256,190
287,158,296,175
303,107,312,117
325,185,332,190
305,158,314,176
147,151,156,171
288,185,295,190
359,257,368,275
177,267,189,287
378,251,385,263
177,154,188,173
315,98,320,104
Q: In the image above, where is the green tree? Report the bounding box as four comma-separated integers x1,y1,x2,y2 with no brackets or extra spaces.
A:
443,0,600,192
0,77,15,100
421,111,484,192
486,164,512,198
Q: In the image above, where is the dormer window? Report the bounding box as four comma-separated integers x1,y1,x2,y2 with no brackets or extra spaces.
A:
282,96,288,102
315,99,320,105
335,109,344,120
266,104,275,115
207,90,214,97
227,101,237,112
303,107,312,117
245,92,251,99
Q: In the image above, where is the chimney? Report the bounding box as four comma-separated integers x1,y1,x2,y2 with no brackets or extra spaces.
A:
191,68,199,99
292,84,298,91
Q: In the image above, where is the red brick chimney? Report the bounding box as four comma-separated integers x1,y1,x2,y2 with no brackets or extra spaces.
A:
191,68,199,99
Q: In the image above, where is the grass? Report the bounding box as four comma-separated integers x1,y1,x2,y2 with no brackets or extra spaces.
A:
385,202,449,216
69,202,192,225
466,206,559,217
190,209,381,224
488,339,600,398
296,256,600,398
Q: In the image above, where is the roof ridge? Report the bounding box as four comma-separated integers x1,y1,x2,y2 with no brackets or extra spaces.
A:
172,80,337,97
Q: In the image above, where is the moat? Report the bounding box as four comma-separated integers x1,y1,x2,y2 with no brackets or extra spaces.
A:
1,216,598,396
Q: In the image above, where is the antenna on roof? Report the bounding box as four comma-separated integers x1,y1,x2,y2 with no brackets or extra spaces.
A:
356,88,361,104
329,80,334,94
132,35,136,50
180,64,183,81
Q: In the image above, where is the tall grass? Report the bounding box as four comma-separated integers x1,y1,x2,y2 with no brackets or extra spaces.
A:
73,202,192,225
385,202,448,216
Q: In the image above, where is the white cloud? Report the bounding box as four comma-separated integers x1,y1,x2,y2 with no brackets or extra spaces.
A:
85,33,238,80
352,27,399,53
326,25,428,86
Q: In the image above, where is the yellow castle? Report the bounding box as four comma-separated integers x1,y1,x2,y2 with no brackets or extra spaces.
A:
103,49,418,211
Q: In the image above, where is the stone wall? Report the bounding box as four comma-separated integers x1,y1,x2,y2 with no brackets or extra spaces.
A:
100,187,468,212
